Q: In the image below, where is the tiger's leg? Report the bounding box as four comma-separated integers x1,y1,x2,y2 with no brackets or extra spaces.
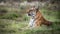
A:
34,20,42,28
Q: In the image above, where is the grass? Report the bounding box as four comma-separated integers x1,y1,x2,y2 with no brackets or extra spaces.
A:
41,9,60,22
0,7,27,21
0,19,60,34
0,7,60,34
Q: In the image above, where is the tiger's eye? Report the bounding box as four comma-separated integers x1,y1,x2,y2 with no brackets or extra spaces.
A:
29,10,33,11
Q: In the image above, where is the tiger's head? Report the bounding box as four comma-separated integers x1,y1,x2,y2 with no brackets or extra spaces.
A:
27,6,39,17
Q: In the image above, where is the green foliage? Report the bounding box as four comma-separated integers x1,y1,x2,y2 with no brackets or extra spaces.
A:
0,7,22,20
23,15,29,21
0,19,60,34
0,13,20,19
41,9,60,22
0,6,60,34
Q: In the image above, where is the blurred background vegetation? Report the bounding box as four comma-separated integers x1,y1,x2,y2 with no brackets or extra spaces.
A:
0,0,60,34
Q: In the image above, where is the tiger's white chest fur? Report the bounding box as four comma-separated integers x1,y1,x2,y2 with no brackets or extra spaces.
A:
29,18,35,28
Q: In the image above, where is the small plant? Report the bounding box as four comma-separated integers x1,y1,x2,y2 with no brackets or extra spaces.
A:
23,15,29,21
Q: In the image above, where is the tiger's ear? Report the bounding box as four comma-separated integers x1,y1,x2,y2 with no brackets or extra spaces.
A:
36,6,39,11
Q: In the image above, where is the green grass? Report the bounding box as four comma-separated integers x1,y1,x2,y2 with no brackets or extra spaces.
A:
0,7,60,34
0,19,60,34
0,7,28,21
41,9,60,22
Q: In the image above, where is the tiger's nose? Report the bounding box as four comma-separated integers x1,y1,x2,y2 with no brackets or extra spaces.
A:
28,14,31,16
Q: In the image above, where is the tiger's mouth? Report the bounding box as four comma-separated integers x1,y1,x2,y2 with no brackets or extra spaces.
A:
28,13,31,16
28,13,36,17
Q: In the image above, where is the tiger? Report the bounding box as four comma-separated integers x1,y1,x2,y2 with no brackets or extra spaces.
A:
27,6,52,28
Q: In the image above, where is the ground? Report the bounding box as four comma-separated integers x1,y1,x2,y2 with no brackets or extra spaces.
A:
0,7,60,34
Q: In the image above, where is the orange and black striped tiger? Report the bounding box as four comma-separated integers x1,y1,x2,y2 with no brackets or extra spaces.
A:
27,6,52,28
